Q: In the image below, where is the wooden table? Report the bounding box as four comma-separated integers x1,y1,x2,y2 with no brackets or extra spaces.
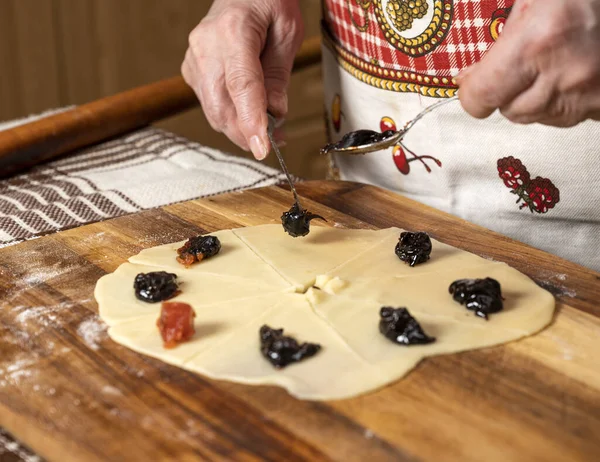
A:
1,181,599,462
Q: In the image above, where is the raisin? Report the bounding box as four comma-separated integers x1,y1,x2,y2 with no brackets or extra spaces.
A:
449,278,504,320
395,231,432,266
176,235,221,267
379,307,436,345
281,203,325,238
259,325,321,368
134,271,178,303
321,129,397,154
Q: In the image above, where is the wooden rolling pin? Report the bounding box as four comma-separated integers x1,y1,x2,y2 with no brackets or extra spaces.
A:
0,36,322,179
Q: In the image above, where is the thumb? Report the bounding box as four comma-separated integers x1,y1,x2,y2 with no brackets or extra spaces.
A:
261,15,304,117
457,15,537,119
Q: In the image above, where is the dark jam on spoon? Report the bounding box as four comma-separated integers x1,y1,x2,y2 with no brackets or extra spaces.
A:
134,271,179,303
379,307,436,345
320,129,397,154
395,231,432,267
281,203,325,238
449,278,504,320
259,325,321,368
176,235,221,267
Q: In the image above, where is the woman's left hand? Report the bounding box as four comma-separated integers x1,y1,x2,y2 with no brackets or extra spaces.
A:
457,0,600,127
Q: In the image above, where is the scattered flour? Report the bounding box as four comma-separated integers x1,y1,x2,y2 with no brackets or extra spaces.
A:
77,317,108,351
14,306,59,327
547,333,575,362
364,429,374,439
11,298,91,329
102,385,123,396
0,358,38,387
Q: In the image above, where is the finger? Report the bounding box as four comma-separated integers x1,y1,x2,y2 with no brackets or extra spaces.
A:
197,68,249,150
457,28,537,119
534,115,580,128
181,48,196,85
261,17,304,117
225,31,270,160
534,96,587,128
500,75,554,124
272,126,286,146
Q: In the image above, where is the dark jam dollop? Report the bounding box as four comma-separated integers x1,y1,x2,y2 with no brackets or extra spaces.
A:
449,277,503,320
395,231,432,267
379,307,436,345
320,129,397,154
259,325,321,368
134,271,179,303
157,302,196,349
176,235,221,267
281,203,325,238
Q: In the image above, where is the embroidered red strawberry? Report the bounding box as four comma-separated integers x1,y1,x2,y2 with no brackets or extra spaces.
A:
497,156,560,214
522,177,561,214
497,156,531,190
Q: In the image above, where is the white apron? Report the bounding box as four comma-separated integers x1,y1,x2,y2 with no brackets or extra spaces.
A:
321,0,600,271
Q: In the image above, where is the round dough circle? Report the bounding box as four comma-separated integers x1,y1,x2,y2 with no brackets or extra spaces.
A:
95,225,555,400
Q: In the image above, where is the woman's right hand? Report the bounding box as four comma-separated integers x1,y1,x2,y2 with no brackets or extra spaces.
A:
182,0,304,160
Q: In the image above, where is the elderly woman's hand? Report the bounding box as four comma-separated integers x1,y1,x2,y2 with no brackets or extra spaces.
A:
458,0,600,127
182,0,304,159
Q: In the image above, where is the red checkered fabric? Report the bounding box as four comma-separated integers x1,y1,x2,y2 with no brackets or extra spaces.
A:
324,0,515,78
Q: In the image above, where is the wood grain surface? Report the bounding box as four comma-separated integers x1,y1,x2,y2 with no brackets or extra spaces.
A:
1,181,599,462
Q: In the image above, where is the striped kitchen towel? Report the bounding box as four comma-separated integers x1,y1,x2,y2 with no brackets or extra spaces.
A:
0,127,289,247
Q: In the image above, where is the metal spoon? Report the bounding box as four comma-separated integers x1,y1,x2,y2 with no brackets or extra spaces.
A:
266,112,302,207
321,96,459,156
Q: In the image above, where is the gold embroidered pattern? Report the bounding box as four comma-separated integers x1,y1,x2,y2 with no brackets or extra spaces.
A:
386,0,428,32
323,33,458,97
374,0,453,57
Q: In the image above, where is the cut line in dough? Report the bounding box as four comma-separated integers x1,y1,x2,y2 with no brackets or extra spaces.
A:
96,224,555,401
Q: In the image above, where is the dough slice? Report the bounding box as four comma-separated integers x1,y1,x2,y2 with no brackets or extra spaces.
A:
128,229,291,291
323,262,555,334
95,262,289,326
232,224,400,291
326,231,493,281
108,294,281,366
306,289,535,379
184,294,389,401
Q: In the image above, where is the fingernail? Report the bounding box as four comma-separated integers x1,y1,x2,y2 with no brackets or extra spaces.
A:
275,117,285,128
280,94,288,115
276,140,287,148
250,135,268,160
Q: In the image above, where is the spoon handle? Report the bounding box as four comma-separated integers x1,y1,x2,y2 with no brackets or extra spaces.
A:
400,95,459,137
267,113,302,207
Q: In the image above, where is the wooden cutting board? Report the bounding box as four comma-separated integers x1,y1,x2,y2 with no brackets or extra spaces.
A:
1,180,599,462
